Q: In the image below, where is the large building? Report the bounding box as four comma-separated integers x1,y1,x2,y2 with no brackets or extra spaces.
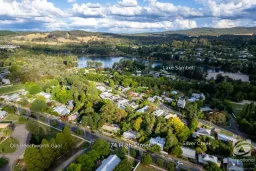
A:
96,155,121,171
149,137,166,150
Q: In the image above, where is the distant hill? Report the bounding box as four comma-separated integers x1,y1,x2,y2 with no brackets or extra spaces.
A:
136,27,256,37
0,30,16,36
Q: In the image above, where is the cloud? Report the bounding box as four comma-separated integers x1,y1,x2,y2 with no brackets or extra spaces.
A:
1,0,256,33
117,0,138,7
67,0,76,3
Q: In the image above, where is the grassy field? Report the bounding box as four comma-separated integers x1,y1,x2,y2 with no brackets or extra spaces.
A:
0,84,24,95
3,114,19,121
136,164,160,171
0,137,19,153
231,102,244,117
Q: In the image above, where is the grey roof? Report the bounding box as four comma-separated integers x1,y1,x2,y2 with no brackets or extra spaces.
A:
96,155,121,171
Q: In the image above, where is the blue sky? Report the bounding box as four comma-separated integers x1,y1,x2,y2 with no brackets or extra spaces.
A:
0,0,256,33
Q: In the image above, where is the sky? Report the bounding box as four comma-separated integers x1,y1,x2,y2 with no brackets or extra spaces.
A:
0,0,256,33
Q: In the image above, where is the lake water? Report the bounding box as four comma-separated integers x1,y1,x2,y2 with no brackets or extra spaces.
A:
77,56,162,68
206,72,250,82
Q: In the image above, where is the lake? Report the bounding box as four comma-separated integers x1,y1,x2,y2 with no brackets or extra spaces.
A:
77,56,162,68
206,72,250,82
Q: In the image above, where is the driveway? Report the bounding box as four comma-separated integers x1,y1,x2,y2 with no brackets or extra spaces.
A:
0,124,30,171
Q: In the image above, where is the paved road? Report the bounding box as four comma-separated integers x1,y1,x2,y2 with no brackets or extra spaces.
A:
0,125,30,171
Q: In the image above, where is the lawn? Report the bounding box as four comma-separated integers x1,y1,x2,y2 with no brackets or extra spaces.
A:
0,84,25,95
231,102,244,117
136,164,160,171
3,114,19,121
220,129,234,137
3,114,28,125
0,137,19,154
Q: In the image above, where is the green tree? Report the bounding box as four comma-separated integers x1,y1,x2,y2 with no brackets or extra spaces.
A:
147,144,161,153
56,132,68,154
113,159,132,171
40,139,54,168
166,162,175,171
204,162,223,171
67,163,81,171
155,158,164,168
141,153,152,165
62,126,73,148
24,147,45,171
30,98,48,112
171,146,182,157
92,139,110,156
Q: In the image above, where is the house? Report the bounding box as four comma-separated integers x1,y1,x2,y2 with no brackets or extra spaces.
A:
218,133,237,144
181,146,196,160
127,102,139,110
122,131,138,140
223,158,244,171
165,113,177,119
102,124,120,133
39,92,51,100
117,99,129,109
68,112,80,121
152,109,165,117
136,71,141,76
136,105,149,113
8,93,20,102
163,97,173,103
2,79,10,85
67,100,74,110
177,98,186,108
149,137,166,150
100,92,113,99
191,93,206,101
148,96,162,103
0,111,8,119
192,128,214,138
96,85,106,92
53,106,70,115
96,155,121,171
198,154,220,166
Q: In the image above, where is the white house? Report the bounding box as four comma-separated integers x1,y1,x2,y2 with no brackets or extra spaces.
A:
218,133,237,144
223,158,244,171
177,98,186,108
96,86,106,92
96,155,121,171
152,109,165,117
148,96,162,103
171,91,178,95
136,105,149,113
102,124,120,133
192,128,214,138
198,154,220,166
149,137,166,150
122,131,138,140
181,147,196,160
200,106,213,112
53,106,70,115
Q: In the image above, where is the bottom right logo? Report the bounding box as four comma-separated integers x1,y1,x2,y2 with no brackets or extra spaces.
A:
233,139,251,157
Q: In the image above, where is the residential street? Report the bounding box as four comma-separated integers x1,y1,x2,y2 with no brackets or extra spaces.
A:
0,124,30,171
0,102,204,171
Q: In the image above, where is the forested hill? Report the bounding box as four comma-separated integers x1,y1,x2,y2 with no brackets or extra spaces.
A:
1,27,256,38
131,27,256,37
